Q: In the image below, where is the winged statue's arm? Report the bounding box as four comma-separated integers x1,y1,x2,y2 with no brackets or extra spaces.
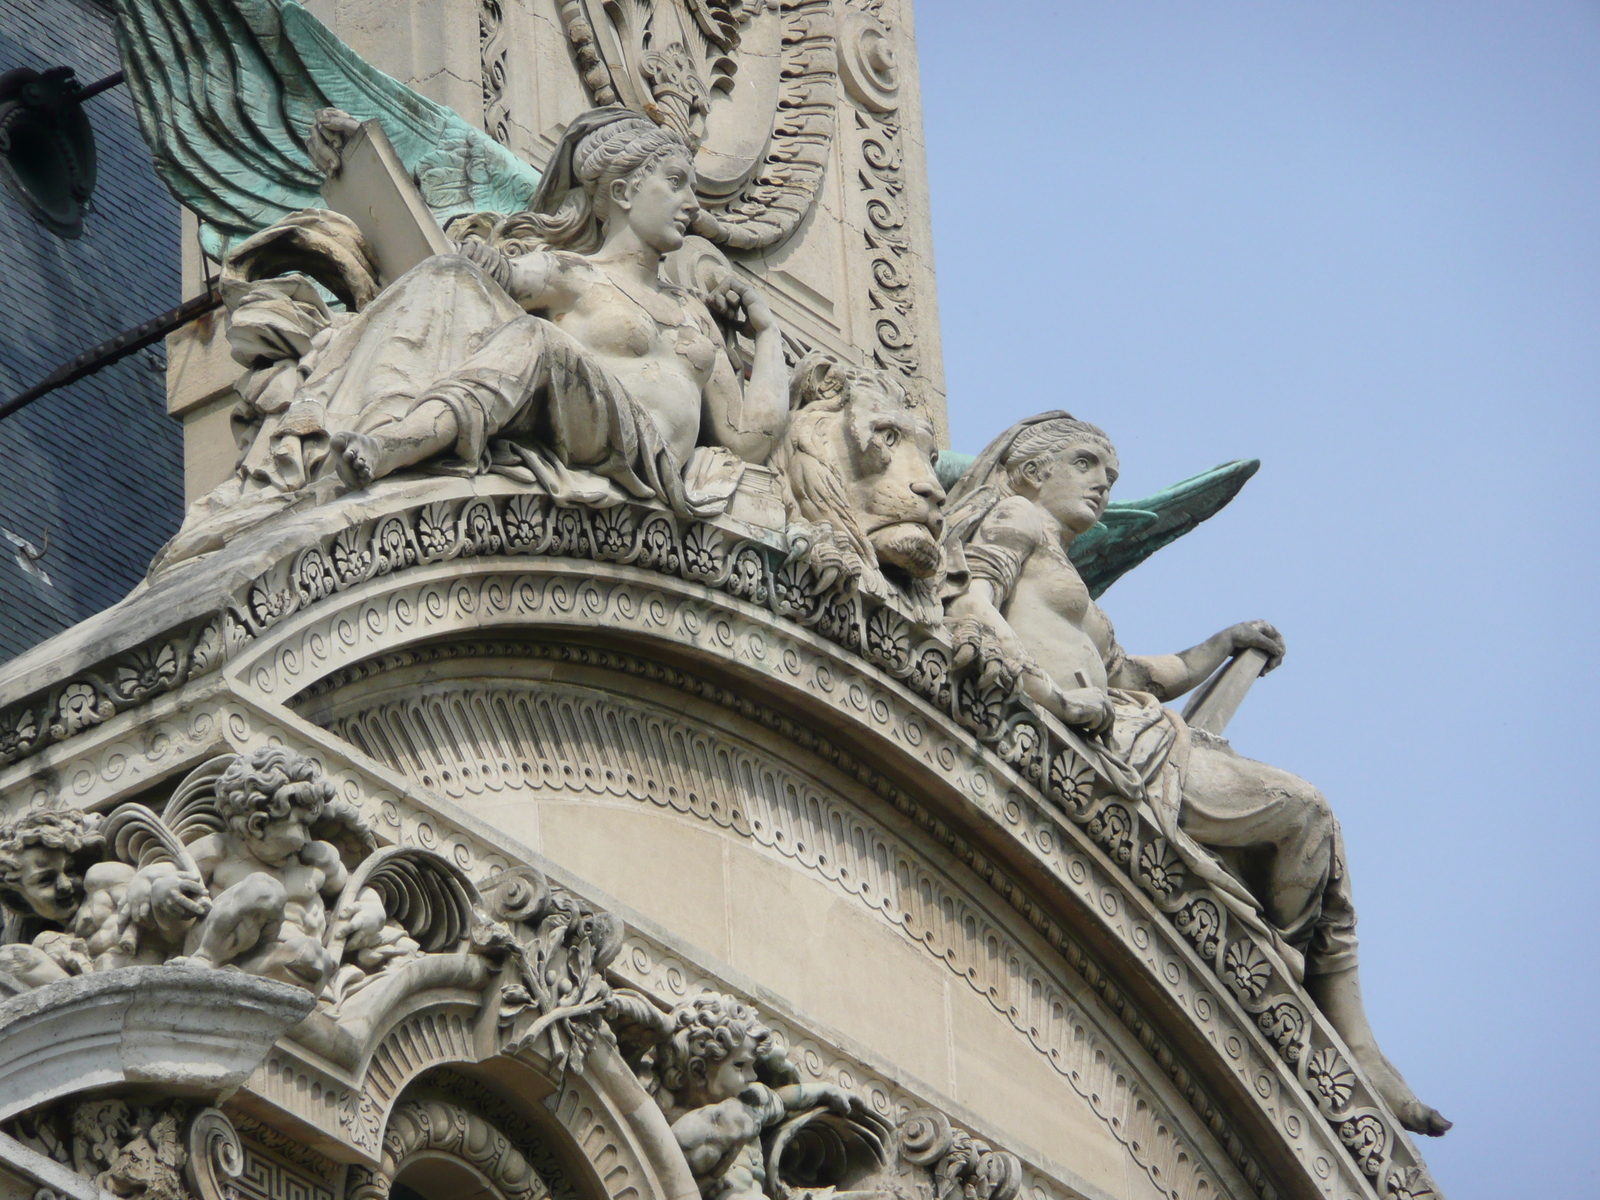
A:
1110,621,1287,702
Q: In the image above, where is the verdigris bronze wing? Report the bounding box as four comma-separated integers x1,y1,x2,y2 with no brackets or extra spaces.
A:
1069,459,1260,598
281,4,540,222
110,0,539,258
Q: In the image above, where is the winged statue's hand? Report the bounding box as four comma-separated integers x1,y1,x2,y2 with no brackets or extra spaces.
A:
1221,620,1286,674
456,238,513,291
1053,686,1116,736
308,107,361,176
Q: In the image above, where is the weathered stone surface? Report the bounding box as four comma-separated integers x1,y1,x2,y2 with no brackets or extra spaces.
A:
0,3,1452,1199
0,967,314,1119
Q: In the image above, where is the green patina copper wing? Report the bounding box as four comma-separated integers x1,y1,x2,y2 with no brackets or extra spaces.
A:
110,0,540,258
1069,458,1260,598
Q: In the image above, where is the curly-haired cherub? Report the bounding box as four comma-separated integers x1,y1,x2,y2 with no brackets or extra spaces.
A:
654,993,882,1200
0,805,139,987
124,747,385,993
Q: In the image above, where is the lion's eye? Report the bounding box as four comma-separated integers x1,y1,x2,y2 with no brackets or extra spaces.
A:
881,429,899,448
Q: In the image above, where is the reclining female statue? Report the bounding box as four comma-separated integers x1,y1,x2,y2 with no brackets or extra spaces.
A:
158,108,789,568
944,412,1450,1137
319,107,788,515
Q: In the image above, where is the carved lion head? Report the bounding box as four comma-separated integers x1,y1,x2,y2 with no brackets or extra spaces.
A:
773,352,947,619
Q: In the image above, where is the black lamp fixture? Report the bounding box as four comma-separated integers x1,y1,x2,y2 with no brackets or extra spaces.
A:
0,65,123,238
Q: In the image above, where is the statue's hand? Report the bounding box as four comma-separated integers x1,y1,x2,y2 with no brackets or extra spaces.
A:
333,886,388,949
707,275,776,336
150,873,210,926
307,108,361,176
1222,620,1286,673
1055,687,1115,736
455,238,513,291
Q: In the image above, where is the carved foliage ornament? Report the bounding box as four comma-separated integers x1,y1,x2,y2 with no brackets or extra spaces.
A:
5,1098,244,1200
557,0,839,250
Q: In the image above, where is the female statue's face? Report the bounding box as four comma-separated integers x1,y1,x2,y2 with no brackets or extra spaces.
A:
614,151,699,253
1025,439,1120,534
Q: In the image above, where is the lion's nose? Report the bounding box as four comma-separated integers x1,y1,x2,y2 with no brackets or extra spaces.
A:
915,484,946,537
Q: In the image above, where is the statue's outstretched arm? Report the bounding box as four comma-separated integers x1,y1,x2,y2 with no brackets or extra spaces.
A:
1112,620,1285,702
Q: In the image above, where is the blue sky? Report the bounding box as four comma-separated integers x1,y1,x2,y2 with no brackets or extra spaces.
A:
915,3,1598,1196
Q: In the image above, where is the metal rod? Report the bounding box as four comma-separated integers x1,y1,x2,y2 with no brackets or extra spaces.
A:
0,288,222,423
69,70,125,105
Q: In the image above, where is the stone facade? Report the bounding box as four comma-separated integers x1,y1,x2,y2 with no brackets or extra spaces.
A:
0,4,1448,1200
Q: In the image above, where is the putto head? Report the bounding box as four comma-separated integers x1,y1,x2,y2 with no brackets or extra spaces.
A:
657,993,782,1103
215,747,335,861
0,804,103,923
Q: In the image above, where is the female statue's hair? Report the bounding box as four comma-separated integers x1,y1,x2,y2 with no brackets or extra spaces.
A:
999,415,1116,488
943,411,1118,550
482,116,692,256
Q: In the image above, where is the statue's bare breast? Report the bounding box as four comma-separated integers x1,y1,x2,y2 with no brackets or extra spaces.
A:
548,267,719,461
1007,551,1112,690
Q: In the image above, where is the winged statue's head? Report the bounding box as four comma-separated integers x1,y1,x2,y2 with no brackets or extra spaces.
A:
944,412,1119,548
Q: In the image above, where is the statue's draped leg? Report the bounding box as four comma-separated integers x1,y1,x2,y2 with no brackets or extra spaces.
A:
306,255,526,434
1178,740,1359,975
399,313,698,516
305,254,705,516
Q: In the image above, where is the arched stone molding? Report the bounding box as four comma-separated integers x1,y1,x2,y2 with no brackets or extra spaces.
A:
346,1095,552,1200
298,655,1256,1199
241,984,695,1200
203,555,1378,1197
0,520,1427,1200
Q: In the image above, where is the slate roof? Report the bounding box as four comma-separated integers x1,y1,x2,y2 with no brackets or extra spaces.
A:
0,0,184,664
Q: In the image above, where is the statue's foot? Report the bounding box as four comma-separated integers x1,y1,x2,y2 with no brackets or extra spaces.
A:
1396,1098,1453,1137
1351,1043,1452,1136
330,430,380,489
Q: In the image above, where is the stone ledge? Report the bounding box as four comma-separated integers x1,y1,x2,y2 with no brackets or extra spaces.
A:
0,966,316,1120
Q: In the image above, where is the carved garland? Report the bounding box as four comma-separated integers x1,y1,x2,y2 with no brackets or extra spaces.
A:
5,1099,247,1200
0,489,1438,1199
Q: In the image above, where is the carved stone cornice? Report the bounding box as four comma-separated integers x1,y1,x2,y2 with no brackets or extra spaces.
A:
0,480,1440,1200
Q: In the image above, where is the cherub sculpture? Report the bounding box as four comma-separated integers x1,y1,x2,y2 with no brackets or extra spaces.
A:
647,993,889,1200
121,747,385,993
772,351,948,623
944,412,1450,1137
0,805,144,987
